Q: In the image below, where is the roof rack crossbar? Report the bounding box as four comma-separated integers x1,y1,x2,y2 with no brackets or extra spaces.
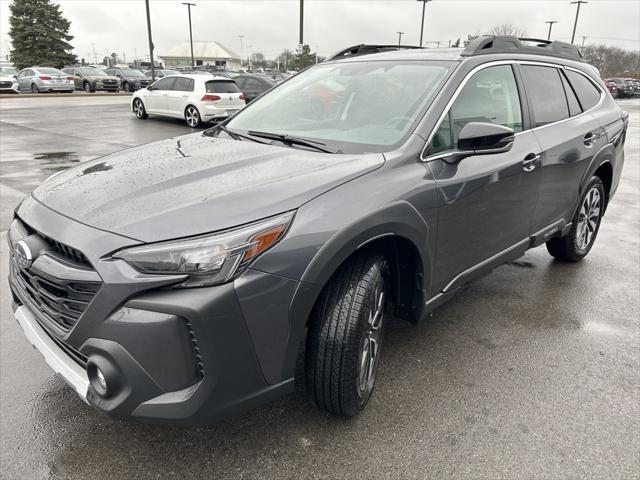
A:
329,44,424,61
461,35,584,62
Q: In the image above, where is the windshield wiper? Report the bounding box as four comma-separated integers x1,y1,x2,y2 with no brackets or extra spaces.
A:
204,124,270,144
247,130,337,154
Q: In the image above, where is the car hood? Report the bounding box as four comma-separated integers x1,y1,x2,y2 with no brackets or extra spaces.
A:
89,75,119,81
0,75,16,82
32,133,384,242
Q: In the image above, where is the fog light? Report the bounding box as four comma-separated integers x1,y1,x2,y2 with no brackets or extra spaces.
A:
89,365,109,396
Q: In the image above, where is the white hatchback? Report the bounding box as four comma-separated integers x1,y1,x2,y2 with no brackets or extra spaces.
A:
131,74,246,127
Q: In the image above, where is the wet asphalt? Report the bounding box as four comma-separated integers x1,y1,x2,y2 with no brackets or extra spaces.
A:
0,96,638,480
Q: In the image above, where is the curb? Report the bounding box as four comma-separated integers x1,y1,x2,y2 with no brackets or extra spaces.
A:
0,92,132,99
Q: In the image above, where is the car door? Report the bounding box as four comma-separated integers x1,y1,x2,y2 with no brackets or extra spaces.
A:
145,76,176,113
519,64,607,234
18,69,33,91
425,63,542,294
243,78,261,102
166,77,192,116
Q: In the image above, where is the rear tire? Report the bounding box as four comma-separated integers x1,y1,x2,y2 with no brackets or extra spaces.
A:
31,83,39,93
546,176,605,262
132,98,148,119
185,105,202,128
305,251,389,417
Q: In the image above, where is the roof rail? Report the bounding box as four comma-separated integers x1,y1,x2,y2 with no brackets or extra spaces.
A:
329,44,423,61
461,35,584,62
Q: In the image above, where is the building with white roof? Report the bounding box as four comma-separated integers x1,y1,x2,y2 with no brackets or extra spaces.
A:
159,41,241,69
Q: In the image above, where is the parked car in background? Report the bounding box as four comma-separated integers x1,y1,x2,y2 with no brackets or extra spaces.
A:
603,80,618,98
105,67,150,92
625,78,640,96
233,73,277,103
606,78,634,98
89,64,108,71
0,66,18,78
62,67,120,93
0,72,19,93
143,69,180,79
16,67,74,93
131,74,245,127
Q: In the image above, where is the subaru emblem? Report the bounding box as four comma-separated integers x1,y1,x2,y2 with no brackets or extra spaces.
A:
14,240,33,269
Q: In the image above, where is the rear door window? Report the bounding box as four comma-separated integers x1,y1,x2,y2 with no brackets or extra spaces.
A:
565,70,601,111
172,77,194,91
521,65,569,127
205,80,240,93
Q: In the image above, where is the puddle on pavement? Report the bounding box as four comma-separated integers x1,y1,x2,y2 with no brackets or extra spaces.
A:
33,151,85,174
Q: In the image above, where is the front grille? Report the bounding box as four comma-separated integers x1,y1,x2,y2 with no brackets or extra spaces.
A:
0,81,12,88
10,219,101,332
102,80,117,85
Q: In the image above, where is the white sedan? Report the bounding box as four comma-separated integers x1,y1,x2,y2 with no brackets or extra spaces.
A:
131,74,245,127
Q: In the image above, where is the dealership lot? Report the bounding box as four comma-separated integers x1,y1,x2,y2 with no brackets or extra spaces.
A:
0,96,638,479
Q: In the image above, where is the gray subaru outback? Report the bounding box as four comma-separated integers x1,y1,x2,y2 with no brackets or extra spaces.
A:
8,36,627,425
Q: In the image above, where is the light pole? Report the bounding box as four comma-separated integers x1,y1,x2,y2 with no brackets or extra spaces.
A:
238,35,245,67
144,0,155,81
315,45,319,64
299,0,304,46
417,0,432,47
397,31,405,46
545,20,558,40
570,1,588,44
182,2,196,68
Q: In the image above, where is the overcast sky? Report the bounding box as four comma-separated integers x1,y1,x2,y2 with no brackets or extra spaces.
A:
0,0,638,62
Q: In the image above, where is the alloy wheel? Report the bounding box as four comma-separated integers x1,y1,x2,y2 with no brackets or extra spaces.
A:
133,100,143,118
31,84,38,93
576,187,601,250
185,106,200,127
84,82,91,93
357,276,386,399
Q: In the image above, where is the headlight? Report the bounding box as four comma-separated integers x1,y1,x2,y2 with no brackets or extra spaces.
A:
113,211,295,288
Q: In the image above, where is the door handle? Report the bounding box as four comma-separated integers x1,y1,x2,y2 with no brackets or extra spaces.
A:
522,153,540,172
584,132,598,147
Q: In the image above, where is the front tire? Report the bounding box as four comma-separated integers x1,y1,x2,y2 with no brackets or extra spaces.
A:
83,81,92,93
132,98,148,119
546,176,605,262
123,81,131,92
306,251,389,417
185,105,202,128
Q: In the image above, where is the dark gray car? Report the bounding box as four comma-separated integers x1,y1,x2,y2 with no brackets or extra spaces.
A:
105,67,150,92
8,37,627,425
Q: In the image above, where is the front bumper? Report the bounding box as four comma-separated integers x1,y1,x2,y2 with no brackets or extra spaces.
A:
15,305,90,402
9,196,314,424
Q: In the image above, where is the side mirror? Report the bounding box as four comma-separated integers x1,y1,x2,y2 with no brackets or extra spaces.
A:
458,122,515,155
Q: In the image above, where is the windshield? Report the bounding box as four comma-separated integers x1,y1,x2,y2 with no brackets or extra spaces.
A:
121,69,146,77
163,70,179,76
226,60,453,153
80,67,106,76
38,68,65,75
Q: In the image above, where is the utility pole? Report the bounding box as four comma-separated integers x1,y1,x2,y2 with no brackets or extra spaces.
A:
144,0,155,80
397,31,405,46
581,36,587,47
299,0,304,46
570,1,588,44
91,43,97,64
545,20,558,40
238,35,245,67
315,45,319,64
182,2,196,68
417,0,432,48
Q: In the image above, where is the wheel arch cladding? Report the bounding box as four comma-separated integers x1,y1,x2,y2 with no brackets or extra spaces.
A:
280,202,431,381
594,161,613,210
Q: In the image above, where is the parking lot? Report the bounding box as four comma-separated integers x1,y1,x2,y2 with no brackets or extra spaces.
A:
0,95,638,479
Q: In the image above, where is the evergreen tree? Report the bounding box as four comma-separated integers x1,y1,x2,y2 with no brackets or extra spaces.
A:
292,45,316,71
9,0,77,69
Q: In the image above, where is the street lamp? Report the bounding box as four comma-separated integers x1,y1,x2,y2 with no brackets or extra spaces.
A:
545,20,558,41
182,2,196,68
417,0,432,48
570,1,588,44
397,31,405,46
238,35,245,67
144,0,156,81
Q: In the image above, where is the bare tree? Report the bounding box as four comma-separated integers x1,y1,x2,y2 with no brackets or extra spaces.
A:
488,23,527,38
581,44,640,77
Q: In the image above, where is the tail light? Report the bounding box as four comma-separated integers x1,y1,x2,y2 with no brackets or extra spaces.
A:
66,76,74,80
39,76,52,80
239,94,245,101
201,94,221,102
